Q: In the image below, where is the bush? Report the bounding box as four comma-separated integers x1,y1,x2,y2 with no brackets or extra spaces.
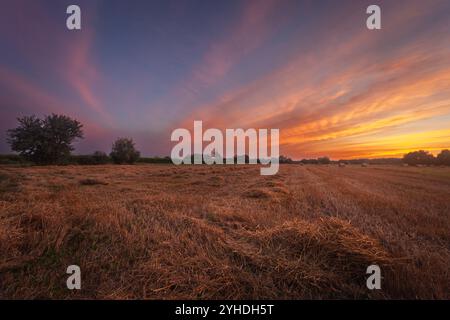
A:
318,157,331,164
279,155,293,164
0,154,25,165
137,156,172,164
92,151,109,164
69,155,91,165
301,158,319,164
110,138,140,164
70,152,110,165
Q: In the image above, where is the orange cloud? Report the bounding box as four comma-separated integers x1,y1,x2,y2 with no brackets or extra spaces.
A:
175,1,450,159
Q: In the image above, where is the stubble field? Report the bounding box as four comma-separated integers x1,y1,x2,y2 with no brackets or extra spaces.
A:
0,164,449,299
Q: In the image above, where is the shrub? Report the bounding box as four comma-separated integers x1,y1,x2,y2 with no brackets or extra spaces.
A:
318,156,331,164
0,154,25,165
301,158,319,164
110,138,140,164
70,155,92,165
92,151,109,164
68,152,109,165
137,156,171,164
279,155,293,164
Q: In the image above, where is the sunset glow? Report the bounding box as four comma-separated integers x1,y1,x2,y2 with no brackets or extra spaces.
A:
1,0,449,159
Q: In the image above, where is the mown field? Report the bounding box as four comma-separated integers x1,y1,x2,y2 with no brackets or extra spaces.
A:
0,164,449,299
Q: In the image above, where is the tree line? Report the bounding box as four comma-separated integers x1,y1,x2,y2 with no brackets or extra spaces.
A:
6,114,141,165
278,151,450,166
402,150,450,166
4,114,450,167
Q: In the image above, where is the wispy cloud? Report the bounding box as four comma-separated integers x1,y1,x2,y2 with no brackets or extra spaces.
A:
175,0,450,159
63,29,115,126
1,0,449,157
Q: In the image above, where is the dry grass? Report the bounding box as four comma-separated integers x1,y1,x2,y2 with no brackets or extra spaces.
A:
0,164,449,299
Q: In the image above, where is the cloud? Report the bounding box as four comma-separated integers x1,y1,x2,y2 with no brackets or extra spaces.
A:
1,0,450,158
163,0,278,114
174,0,450,159
63,30,115,126
0,65,111,155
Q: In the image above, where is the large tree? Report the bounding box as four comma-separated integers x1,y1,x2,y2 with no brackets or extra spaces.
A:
7,114,83,164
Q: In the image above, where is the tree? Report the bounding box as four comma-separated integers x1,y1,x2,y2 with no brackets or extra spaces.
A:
318,156,331,164
110,138,140,164
436,149,450,166
6,114,83,164
402,150,435,166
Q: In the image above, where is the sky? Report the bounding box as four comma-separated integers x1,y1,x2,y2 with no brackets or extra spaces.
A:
0,0,449,159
